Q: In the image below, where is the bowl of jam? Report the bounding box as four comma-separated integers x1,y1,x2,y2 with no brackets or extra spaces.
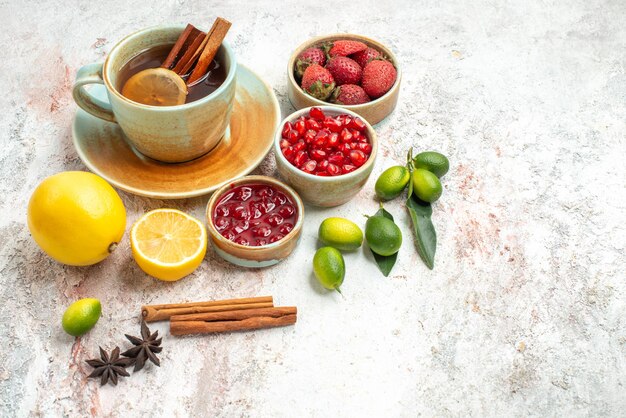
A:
206,175,304,267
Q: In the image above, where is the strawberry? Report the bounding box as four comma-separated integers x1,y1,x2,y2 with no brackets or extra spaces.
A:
294,47,326,79
327,40,367,57
330,84,371,105
361,60,397,99
325,56,362,86
301,64,336,101
351,47,381,69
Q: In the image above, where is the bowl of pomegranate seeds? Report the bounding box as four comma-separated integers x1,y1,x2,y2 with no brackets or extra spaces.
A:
287,34,401,125
274,106,377,207
206,175,304,267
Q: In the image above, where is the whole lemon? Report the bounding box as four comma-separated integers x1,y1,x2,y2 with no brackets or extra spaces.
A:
27,171,126,266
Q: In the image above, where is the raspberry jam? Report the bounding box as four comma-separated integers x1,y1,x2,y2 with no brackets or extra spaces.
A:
212,183,298,246
279,108,372,176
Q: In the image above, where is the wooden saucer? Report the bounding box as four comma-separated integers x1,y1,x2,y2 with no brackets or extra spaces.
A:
72,64,280,199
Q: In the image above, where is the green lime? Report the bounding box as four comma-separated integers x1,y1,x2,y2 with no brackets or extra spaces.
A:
413,151,450,178
62,298,102,337
365,215,402,256
375,166,410,200
313,247,345,292
318,217,363,251
411,169,443,203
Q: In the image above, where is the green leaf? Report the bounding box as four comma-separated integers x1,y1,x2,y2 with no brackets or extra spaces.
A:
369,205,398,277
405,194,436,269
371,250,398,277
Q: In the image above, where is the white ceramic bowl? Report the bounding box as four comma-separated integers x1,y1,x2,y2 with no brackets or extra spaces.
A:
274,106,378,207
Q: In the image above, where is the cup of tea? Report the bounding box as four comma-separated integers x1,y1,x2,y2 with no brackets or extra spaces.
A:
72,25,237,163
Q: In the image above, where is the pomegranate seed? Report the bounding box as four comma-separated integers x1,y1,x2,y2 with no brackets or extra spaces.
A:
267,214,284,226
349,117,367,131
235,236,250,246
294,150,308,167
339,143,352,154
328,153,344,165
256,239,268,246
349,150,367,167
327,132,340,148
340,128,353,143
252,226,272,237
279,205,295,217
233,220,250,233
279,223,293,235
327,163,341,176
294,119,306,135
293,141,306,152
306,119,321,130
214,217,230,231
280,139,290,150
323,116,342,133
342,115,353,126
309,107,325,120
269,234,285,243
287,129,300,143
357,142,372,154
342,164,357,174
302,159,317,173
282,146,295,161
257,187,273,197
318,159,330,170
310,149,327,161
281,121,293,138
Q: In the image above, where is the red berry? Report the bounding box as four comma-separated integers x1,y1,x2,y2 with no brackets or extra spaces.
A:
253,225,272,237
330,84,371,105
351,47,381,68
295,47,327,78
301,64,336,101
279,205,295,217
310,107,325,120
269,234,285,243
267,214,284,226
361,60,397,99
328,40,367,57
325,56,363,86
279,223,294,235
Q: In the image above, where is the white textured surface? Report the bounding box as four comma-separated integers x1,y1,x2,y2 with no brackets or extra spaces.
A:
1,0,625,416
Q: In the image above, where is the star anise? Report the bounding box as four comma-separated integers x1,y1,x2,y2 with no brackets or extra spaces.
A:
121,321,162,372
85,346,134,386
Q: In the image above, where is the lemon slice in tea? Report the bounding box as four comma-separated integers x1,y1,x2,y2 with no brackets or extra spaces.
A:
121,68,187,106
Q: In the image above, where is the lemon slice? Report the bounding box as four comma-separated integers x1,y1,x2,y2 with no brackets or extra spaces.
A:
131,209,207,281
121,68,187,106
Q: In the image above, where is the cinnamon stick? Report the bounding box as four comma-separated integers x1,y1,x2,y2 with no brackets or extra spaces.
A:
187,17,231,85
171,32,207,75
141,296,273,322
171,306,297,322
161,24,204,70
170,314,297,335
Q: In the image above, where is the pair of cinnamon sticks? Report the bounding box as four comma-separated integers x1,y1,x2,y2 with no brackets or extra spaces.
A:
161,18,231,85
142,296,297,336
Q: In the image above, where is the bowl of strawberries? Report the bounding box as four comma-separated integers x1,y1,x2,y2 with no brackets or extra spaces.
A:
287,34,401,125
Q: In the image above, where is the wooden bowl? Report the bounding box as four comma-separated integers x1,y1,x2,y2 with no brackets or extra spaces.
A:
205,175,304,268
287,33,401,125
274,106,378,207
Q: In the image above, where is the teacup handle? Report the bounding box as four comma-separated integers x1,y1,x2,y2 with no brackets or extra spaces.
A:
72,63,116,123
